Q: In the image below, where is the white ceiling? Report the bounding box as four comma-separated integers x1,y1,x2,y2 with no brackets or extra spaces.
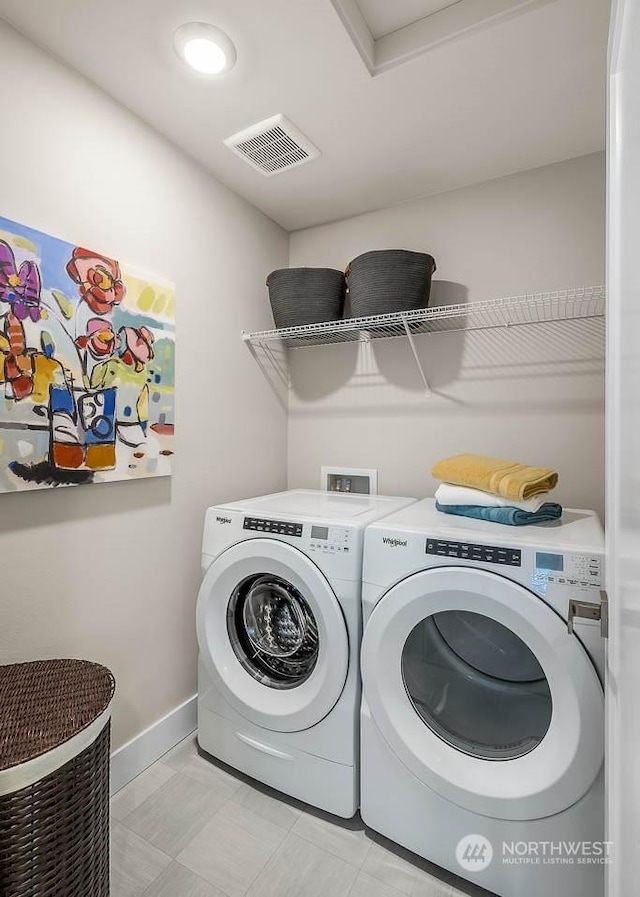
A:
356,0,462,40
0,0,609,231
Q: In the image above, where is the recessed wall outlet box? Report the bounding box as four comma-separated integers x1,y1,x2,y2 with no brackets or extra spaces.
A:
321,467,378,495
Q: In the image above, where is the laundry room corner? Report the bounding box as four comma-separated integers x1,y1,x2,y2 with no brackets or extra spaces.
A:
286,152,606,519
0,0,632,895
0,19,289,756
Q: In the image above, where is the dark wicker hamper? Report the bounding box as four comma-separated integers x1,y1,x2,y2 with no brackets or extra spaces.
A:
0,660,116,897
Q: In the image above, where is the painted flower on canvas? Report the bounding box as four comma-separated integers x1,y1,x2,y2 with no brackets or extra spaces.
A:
75,318,117,359
119,325,155,372
66,247,126,315
0,240,44,322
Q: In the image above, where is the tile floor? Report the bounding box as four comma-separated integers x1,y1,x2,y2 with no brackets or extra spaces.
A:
111,734,494,897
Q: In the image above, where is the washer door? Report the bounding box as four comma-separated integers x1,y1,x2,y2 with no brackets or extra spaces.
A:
197,539,349,732
361,567,603,820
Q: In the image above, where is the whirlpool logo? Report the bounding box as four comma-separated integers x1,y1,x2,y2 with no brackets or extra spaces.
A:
216,516,232,525
382,536,408,548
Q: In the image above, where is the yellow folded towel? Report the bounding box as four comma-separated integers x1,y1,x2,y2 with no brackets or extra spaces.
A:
431,453,558,502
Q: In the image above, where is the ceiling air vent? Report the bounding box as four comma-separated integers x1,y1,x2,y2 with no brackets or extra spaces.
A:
224,114,320,177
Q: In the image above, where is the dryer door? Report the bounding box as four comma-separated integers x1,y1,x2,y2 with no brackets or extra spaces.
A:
361,566,603,821
197,539,349,733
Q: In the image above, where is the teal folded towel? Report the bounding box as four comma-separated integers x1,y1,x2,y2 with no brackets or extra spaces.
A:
435,501,563,527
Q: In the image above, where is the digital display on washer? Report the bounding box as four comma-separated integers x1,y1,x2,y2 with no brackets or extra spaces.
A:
243,517,303,537
426,538,522,567
311,526,329,540
536,552,564,572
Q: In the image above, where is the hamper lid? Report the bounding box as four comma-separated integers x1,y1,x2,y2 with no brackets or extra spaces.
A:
0,659,115,772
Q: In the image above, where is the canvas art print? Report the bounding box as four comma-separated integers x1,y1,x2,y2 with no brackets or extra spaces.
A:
0,216,175,492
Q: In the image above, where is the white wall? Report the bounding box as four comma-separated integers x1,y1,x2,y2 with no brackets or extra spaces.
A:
0,22,288,749
288,153,606,517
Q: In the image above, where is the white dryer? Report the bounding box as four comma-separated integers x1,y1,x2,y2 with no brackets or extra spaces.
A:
196,489,415,818
360,499,606,897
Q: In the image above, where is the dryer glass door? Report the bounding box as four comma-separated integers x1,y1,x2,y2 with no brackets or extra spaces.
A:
402,610,552,760
361,566,604,820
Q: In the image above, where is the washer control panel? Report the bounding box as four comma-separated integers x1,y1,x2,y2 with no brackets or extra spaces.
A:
243,517,303,537
426,538,522,567
309,525,352,555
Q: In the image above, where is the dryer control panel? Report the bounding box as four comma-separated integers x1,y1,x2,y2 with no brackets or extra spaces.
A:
426,538,522,567
535,552,603,591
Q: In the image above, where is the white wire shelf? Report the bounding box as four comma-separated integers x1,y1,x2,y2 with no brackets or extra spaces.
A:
242,286,606,349
243,286,606,398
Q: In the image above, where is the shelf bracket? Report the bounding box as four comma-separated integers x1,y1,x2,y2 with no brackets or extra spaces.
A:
244,336,289,411
400,315,431,396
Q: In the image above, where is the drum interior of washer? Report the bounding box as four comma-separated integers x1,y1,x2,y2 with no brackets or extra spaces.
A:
227,575,319,689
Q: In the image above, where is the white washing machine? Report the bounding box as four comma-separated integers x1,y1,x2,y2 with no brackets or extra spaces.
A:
196,489,415,818
360,499,606,897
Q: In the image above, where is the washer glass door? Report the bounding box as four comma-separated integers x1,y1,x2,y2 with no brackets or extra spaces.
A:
228,574,319,690
402,610,552,760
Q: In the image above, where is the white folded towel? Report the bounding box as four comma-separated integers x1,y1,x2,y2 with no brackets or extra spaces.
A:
435,483,547,513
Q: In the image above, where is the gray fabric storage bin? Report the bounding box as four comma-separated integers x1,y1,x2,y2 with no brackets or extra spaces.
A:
267,268,345,328
346,250,436,317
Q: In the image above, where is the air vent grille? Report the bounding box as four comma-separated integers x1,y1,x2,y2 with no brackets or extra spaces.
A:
224,115,320,177
237,126,308,173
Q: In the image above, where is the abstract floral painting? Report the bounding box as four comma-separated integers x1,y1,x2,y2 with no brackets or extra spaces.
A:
0,216,175,492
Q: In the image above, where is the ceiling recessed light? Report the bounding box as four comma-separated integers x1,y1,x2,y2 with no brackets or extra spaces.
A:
174,23,237,75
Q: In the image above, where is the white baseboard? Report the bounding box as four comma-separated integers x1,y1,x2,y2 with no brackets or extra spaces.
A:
110,694,197,795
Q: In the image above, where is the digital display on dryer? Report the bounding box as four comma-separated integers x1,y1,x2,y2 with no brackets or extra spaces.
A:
536,552,564,572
